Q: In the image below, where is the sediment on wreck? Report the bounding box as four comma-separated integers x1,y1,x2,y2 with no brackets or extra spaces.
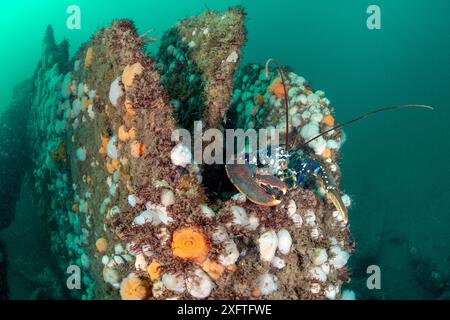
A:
157,8,247,199
157,7,246,131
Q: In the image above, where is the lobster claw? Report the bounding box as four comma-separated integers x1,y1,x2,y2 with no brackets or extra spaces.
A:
225,162,288,206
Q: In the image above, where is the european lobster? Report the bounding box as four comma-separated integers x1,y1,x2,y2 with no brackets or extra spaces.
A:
226,59,432,224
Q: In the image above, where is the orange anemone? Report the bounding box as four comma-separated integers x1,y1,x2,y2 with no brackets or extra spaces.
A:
95,238,108,253
147,261,162,281
118,125,130,142
322,148,332,159
99,135,109,155
122,63,144,90
120,157,129,166
120,274,148,300
252,288,261,298
201,259,225,281
128,127,137,140
106,159,119,174
226,264,237,272
82,97,91,109
268,77,287,98
171,227,209,264
304,89,313,96
322,114,335,127
130,141,146,158
125,99,136,116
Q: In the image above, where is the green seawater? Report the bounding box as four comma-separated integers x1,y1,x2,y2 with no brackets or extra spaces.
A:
0,0,449,299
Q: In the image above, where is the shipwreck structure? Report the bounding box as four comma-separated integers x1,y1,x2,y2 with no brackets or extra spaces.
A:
1,8,352,300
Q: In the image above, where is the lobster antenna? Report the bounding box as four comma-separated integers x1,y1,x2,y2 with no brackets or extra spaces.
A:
302,104,434,146
265,59,290,152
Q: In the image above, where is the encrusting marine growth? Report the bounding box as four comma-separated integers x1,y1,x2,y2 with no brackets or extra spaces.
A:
21,7,411,300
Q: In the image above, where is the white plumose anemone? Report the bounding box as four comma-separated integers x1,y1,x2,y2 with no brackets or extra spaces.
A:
258,231,278,262
76,147,87,161
134,253,148,271
219,240,239,266
186,269,215,298
300,122,319,141
162,273,186,293
200,204,215,218
277,229,292,255
271,257,286,269
106,136,118,160
309,248,328,266
309,266,327,283
128,195,137,208
103,267,121,287
329,245,350,269
230,206,249,226
257,273,278,296
133,202,173,226
109,77,123,107
161,189,175,207
170,143,192,167
324,285,338,300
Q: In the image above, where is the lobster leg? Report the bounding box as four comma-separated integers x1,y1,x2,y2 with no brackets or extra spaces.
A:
292,156,348,223
315,166,348,224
